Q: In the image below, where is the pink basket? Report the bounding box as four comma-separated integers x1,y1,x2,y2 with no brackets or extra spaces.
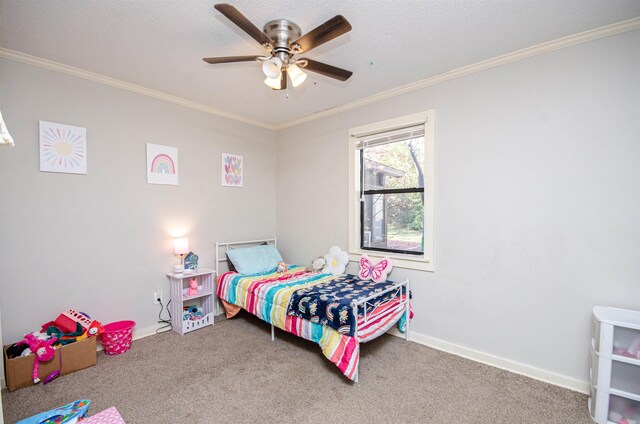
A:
101,320,135,356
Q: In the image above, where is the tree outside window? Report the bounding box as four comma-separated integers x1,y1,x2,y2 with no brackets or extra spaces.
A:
361,135,425,255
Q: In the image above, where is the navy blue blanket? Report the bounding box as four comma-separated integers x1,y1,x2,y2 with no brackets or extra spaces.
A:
286,274,403,337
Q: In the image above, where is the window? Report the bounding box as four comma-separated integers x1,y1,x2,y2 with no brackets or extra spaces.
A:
359,125,425,255
348,110,434,271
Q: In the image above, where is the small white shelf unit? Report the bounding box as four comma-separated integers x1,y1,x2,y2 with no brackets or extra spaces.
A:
589,306,640,424
166,268,216,335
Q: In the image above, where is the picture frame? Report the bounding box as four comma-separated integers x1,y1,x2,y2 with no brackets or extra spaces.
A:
147,143,178,185
221,153,243,187
39,121,87,174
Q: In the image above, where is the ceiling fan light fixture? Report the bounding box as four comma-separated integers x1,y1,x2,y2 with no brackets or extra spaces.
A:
205,6,353,91
264,76,283,90
287,64,307,87
262,57,282,79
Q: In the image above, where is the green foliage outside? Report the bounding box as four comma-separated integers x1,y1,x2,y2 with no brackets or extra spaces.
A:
364,138,424,245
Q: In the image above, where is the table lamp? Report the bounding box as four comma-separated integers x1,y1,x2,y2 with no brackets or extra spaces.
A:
173,237,189,265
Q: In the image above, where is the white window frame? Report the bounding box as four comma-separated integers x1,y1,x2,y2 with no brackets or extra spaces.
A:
348,110,435,272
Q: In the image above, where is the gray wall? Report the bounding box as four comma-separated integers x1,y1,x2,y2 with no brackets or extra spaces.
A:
1,28,639,391
275,29,640,385
0,58,276,343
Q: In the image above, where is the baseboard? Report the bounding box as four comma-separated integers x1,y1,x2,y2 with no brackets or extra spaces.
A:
386,328,589,394
132,324,161,342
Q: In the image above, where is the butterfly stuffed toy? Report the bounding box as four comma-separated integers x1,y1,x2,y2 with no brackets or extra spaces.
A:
358,255,393,283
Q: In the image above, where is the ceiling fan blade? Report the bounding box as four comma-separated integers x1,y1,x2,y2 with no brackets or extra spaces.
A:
214,3,272,46
291,15,352,53
299,59,353,81
202,55,260,64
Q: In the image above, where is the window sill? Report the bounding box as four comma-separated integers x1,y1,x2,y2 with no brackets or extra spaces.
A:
348,251,434,272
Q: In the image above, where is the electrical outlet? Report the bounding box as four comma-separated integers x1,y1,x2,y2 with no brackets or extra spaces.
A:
153,291,159,304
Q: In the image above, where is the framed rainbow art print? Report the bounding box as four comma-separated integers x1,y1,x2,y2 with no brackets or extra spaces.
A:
146,143,178,185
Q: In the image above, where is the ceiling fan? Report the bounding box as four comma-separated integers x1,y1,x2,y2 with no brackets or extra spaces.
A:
203,4,353,90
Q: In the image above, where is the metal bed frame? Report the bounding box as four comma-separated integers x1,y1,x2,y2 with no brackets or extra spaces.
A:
215,238,411,383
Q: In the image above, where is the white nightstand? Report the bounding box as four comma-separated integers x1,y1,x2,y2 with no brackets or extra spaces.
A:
166,268,216,335
589,306,640,423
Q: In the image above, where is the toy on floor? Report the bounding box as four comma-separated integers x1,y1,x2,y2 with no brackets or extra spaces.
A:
187,277,199,296
87,320,105,337
16,399,90,424
28,331,49,341
46,322,84,345
77,320,105,341
43,349,62,385
41,309,96,345
23,333,58,384
6,331,56,359
44,309,93,334
83,406,126,424
6,342,30,359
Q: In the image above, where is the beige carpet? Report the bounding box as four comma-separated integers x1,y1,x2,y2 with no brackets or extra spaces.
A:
3,313,591,423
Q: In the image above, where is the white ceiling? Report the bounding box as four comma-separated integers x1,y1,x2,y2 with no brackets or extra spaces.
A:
2,0,640,127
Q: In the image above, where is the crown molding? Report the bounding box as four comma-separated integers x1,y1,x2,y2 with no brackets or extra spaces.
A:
275,16,640,130
1,17,639,132
0,47,276,131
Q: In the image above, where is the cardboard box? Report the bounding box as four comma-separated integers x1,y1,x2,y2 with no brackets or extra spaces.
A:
3,336,97,392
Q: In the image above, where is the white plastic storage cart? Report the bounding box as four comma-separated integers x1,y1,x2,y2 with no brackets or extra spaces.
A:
589,306,640,424
166,268,215,335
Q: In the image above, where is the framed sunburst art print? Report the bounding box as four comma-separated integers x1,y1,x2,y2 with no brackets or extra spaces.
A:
39,121,87,174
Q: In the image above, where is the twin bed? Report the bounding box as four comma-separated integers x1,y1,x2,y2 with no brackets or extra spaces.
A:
215,239,411,382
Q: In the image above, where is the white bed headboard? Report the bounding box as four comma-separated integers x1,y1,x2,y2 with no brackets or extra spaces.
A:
215,238,277,277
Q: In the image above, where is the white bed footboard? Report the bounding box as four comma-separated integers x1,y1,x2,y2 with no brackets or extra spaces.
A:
350,278,411,382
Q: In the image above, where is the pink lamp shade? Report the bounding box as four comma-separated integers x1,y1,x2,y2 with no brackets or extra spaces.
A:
173,237,189,255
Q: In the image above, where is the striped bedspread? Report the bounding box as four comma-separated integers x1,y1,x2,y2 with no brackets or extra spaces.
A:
217,265,408,380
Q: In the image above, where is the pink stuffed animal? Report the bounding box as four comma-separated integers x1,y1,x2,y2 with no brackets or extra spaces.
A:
187,277,199,296
23,333,58,383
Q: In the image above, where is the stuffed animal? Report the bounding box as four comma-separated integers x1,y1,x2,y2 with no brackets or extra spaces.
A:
77,320,105,341
28,331,50,341
277,261,288,273
87,320,105,337
187,277,199,296
23,333,58,384
311,257,326,273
